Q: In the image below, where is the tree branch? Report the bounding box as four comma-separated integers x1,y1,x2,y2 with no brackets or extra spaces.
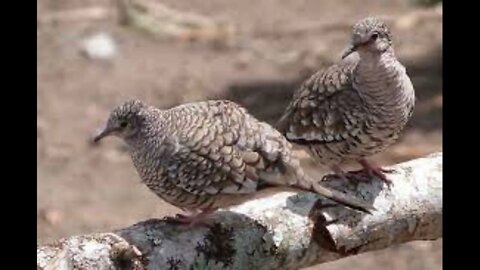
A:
37,152,442,270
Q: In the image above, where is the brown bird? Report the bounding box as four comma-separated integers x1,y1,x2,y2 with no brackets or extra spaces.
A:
92,99,374,225
277,17,415,185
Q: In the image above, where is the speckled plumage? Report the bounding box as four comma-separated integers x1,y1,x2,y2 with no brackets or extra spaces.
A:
277,17,415,180
93,99,373,217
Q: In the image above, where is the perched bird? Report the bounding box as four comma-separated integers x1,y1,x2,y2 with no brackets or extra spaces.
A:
92,99,374,225
277,17,415,184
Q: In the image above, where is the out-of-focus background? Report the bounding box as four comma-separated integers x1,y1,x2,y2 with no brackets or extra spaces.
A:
37,0,442,269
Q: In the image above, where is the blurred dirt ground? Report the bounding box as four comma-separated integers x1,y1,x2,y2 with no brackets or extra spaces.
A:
37,0,442,269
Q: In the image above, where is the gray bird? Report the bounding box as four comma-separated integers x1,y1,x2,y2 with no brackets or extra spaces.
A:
92,99,374,225
277,17,415,184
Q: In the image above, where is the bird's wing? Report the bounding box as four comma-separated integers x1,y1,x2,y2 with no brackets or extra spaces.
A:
277,62,368,144
163,100,286,196
161,100,375,214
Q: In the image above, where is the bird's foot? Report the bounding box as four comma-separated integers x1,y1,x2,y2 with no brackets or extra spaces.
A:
328,165,361,183
328,162,393,187
357,159,394,187
343,171,371,182
163,209,216,228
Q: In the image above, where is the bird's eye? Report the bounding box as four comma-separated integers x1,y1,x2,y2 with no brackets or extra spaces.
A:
120,121,128,128
370,33,379,41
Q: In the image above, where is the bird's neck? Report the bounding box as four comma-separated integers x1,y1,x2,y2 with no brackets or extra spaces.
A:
353,47,412,107
352,47,415,131
124,109,173,184
125,109,167,151
355,47,400,84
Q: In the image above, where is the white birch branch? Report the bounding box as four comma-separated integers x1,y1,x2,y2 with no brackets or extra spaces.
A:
37,152,442,270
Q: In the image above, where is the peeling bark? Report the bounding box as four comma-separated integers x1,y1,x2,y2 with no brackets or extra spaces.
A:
37,152,442,270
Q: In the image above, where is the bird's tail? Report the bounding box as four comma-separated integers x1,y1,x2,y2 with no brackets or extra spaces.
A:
294,171,375,214
308,181,375,214
258,158,375,213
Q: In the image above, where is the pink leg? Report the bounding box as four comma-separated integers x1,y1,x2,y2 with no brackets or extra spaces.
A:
357,158,394,186
164,208,217,228
330,164,370,183
330,164,351,182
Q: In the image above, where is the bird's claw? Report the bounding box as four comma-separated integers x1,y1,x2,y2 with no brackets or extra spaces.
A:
162,211,213,228
335,168,393,188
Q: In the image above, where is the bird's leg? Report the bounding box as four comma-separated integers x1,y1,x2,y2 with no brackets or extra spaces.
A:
165,208,217,227
356,158,394,186
329,164,369,183
329,165,356,182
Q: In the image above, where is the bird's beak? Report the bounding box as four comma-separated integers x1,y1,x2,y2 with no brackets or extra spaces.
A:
341,43,359,59
90,123,111,144
342,34,374,59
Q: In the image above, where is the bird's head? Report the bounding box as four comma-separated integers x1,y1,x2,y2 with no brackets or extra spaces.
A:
91,99,147,143
342,17,393,59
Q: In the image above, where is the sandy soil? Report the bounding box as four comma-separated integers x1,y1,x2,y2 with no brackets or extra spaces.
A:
37,0,442,269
